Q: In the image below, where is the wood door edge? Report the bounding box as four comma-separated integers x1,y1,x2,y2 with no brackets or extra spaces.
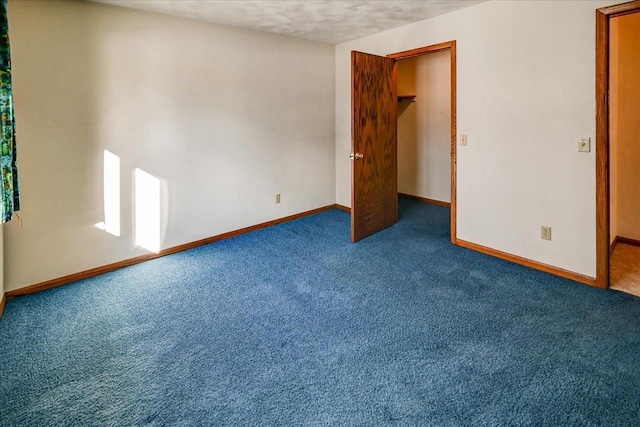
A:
594,2,640,289
387,41,456,60
598,1,640,18
595,7,610,290
350,52,398,242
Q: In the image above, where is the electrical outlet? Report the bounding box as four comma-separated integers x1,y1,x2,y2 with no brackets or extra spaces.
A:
275,193,281,204
541,226,552,241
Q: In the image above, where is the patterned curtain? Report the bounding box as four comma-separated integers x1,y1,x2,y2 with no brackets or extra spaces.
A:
0,0,18,223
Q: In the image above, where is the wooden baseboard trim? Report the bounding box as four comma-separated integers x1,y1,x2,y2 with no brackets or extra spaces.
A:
616,236,640,248
610,236,619,255
0,293,6,320
456,239,597,287
7,204,338,298
398,193,451,208
334,204,351,213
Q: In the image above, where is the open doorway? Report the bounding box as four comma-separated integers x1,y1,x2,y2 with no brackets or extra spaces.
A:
608,10,640,296
350,42,456,243
595,1,640,290
389,42,456,242
396,50,452,222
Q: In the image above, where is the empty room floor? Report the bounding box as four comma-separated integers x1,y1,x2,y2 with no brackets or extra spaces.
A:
610,243,640,297
2,199,640,425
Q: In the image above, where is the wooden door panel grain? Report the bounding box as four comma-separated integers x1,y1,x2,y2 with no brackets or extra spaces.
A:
351,51,397,242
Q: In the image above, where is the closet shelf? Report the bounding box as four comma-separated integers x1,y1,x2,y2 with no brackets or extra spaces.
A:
397,95,417,102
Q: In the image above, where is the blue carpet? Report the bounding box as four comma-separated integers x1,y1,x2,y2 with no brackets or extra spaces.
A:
1,198,640,426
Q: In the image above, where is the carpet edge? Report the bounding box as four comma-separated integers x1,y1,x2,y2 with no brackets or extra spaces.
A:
456,239,598,287
6,204,341,298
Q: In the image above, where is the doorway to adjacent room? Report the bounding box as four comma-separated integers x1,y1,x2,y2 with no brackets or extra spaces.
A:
595,1,640,291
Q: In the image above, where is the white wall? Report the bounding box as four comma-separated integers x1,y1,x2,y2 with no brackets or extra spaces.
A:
336,0,618,278
397,52,451,202
612,12,640,241
6,0,335,291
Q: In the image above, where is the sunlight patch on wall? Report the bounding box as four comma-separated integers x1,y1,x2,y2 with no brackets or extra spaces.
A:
134,168,161,253
95,150,120,236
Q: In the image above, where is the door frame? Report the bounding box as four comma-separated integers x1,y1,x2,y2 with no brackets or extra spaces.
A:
595,1,640,289
388,41,457,243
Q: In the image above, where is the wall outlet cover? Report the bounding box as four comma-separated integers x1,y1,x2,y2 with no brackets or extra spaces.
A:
541,226,552,241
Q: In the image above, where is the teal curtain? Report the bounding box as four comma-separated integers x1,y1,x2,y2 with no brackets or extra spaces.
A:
0,0,18,223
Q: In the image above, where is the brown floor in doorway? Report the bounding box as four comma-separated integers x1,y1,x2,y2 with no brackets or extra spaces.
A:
610,243,640,297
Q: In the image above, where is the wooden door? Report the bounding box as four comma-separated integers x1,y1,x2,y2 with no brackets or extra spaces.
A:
351,51,398,242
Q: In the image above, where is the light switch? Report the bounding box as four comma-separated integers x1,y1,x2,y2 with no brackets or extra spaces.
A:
460,134,467,146
578,137,590,153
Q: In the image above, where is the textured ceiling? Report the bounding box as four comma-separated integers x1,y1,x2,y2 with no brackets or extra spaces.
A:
91,0,485,44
